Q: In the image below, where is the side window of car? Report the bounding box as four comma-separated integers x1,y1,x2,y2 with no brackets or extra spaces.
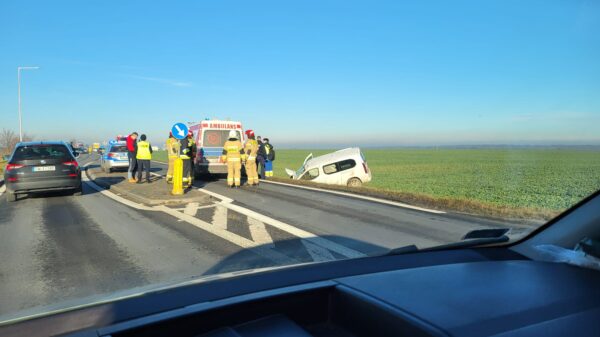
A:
323,163,337,174
300,168,319,180
337,159,356,172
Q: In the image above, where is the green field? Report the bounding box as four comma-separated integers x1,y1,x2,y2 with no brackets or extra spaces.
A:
272,149,600,215
153,148,600,218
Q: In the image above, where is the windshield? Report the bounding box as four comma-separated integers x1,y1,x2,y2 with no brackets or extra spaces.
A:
0,0,599,324
12,145,71,161
202,130,241,147
109,145,128,153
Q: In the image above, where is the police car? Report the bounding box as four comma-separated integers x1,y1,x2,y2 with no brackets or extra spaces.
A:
100,140,129,173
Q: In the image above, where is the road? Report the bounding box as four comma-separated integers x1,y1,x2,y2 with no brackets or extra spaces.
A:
0,153,531,323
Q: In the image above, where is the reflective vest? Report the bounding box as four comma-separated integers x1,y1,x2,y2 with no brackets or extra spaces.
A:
222,140,243,162
136,141,152,160
244,139,259,161
166,138,179,158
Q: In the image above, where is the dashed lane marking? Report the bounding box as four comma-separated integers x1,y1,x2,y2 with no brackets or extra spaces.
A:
183,202,200,216
222,202,366,259
302,239,336,262
157,205,296,265
247,217,275,247
212,205,228,230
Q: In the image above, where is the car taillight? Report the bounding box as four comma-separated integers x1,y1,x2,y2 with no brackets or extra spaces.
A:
5,163,24,171
8,177,18,182
362,162,369,174
68,173,78,177
63,160,79,167
108,152,116,158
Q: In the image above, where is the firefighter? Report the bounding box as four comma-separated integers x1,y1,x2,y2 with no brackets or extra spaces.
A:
165,132,180,183
243,129,259,186
135,134,153,184
180,135,193,188
221,130,245,188
186,130,197,184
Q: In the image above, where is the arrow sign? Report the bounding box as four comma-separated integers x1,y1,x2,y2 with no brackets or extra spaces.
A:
171,123,189,140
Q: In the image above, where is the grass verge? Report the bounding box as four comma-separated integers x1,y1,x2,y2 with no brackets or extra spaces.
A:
266,176,557,223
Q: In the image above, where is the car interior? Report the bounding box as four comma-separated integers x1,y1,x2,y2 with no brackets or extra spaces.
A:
1,191,598,337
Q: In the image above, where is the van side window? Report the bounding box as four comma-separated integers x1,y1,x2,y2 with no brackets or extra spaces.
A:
301,168,319,180
323,163,337,174
338,159,356,171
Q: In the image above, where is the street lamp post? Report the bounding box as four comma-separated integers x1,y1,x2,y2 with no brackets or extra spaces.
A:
17,66,39,142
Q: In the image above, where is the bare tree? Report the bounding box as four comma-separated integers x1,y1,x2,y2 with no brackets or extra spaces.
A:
0,129,16,154
0,129,34,155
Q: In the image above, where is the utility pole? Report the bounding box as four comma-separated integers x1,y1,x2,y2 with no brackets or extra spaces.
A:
18,66,39,142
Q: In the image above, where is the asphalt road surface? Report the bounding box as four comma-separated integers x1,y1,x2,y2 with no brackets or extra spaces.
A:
0,153,533,323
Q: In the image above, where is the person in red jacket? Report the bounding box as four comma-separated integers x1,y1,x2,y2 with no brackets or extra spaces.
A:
126,132,138,182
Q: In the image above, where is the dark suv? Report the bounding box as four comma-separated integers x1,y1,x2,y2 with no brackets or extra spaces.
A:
3,141,82,202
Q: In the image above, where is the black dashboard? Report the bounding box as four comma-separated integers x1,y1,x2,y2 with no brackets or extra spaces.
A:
2,249,599,337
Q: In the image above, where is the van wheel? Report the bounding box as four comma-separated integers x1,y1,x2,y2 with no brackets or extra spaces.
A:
347,177,362,187
6,191,17,202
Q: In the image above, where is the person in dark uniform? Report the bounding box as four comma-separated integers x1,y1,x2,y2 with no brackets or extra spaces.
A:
256,136,265,179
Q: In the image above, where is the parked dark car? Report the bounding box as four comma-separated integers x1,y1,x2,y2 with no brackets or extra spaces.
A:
3,141,82,202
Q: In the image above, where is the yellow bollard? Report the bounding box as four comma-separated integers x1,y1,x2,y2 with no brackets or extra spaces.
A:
171,157,184,195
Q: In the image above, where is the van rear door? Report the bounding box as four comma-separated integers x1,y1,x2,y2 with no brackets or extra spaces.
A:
200,129,243,163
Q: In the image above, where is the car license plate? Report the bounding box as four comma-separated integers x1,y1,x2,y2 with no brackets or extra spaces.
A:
33,166,56,172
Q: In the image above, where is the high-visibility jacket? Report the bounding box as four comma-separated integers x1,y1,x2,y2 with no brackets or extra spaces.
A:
180,138,192,159
166,137,179,158
186,137,196,158
221,139,244,162
244,139,259,161
136,141,152,160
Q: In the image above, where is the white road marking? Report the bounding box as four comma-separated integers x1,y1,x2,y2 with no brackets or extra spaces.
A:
212,205,228,230
0,184,5,196
157,205,296,265
84,159,363,263
262,180,446,214
81,172,155,211
199,188,234,204
184,202,200,216
173,204,217,212
247,217,274,247
222,202,366,259
302,239,336,262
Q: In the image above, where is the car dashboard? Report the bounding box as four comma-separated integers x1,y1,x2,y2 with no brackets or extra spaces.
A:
35,253,597,337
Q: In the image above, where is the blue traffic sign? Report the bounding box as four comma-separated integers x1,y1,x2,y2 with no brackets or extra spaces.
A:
171,123,188,140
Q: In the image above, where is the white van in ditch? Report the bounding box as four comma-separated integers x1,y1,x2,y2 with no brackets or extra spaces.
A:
285,148,372,187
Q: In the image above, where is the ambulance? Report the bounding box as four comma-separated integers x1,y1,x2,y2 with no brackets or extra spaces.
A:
189,119,245,175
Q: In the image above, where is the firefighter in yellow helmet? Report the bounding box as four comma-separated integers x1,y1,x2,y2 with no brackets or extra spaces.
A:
221,130,245,188
243,129,259,185
165,132,180,184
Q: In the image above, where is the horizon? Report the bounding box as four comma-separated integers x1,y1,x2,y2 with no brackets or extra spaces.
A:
1,0,599,145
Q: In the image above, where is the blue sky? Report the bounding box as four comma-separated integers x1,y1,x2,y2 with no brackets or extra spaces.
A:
1,0,599,147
